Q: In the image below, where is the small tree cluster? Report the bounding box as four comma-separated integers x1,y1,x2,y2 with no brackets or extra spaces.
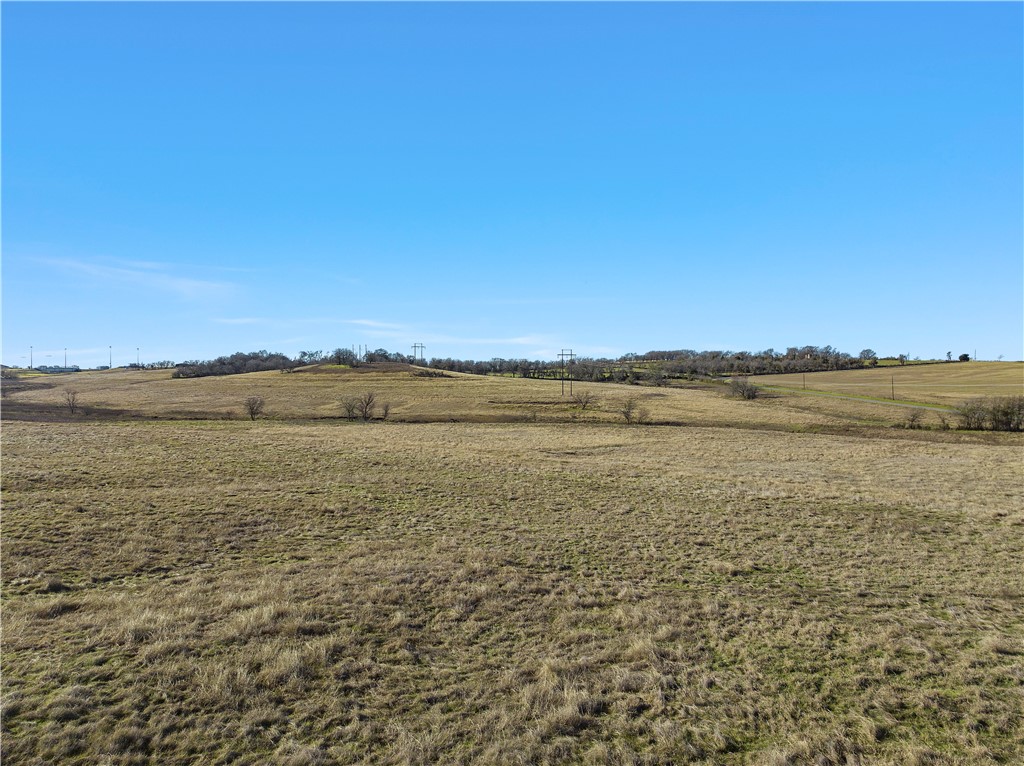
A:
957,396,1024,432
330,348,359,366
341,392,390,421
174,350,297,378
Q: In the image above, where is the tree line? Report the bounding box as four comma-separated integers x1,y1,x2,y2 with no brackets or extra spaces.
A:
428,346,921,381
169,345,974,381
171,347,423,378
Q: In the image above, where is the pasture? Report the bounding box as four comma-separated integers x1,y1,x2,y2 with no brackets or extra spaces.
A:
2,366,1022,764
748,361,1024,407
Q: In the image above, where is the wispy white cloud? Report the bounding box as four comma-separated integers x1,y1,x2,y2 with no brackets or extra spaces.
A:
202,314,608,360
104,257,168,271
344,319,406,330
36,257,235,300
212,317,395,330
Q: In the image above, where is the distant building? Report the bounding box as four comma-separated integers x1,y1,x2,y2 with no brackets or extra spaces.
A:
35,365,80,374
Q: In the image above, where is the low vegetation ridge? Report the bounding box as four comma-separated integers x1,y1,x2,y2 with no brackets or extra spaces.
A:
3,360,1022,432
5,344,990,382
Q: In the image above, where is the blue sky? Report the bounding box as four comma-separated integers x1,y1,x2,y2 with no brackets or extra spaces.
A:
3,2,1022,368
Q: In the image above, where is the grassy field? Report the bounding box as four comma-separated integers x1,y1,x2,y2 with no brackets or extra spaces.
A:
748,361,1024,407
2,366,1023,764
4,363,1017,431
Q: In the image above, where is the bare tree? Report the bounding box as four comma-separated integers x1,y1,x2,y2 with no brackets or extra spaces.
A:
357,391,376,421
341,398,359,420
619,398,637,424
243,395,265,421
728,378,759,400
64,390,81,415
572,390,597,411
380,401,392,421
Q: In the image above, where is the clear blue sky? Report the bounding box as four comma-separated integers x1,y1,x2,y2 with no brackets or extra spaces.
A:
3,2,1022,368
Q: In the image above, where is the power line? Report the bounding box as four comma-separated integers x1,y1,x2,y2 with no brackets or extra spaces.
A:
558,349,575,396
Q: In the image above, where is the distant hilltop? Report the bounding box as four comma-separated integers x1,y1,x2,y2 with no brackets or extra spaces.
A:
30,365,81,374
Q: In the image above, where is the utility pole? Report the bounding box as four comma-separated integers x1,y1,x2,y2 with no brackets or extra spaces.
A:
64,348,67,369
411,343,425,363
30,346,33,369
109,346,112,368
558,349,575,396
137,347,140,367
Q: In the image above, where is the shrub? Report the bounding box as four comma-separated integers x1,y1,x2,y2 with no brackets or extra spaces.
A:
987,396,1024,432
243,396,265,421
64,391,81,415
572,390,597,410
957,396,1024,432
619,398,637,424
957,400,987,430
728,378,759,400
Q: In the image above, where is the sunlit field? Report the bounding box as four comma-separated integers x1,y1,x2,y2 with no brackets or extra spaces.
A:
2,367,1022,765
748,361,1024,407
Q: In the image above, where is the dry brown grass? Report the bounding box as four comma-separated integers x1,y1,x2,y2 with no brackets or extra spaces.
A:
4,363,1019,438
749,361,1024,406
2,369,1023,764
